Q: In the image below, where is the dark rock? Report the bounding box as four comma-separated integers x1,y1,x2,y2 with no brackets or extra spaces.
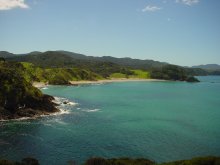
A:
0,62,59,120
21,157,39,165
63,101,68,104
186,76,200,82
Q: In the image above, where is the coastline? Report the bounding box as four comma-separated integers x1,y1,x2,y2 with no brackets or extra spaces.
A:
6,78,164,122
70,78,166,85
32,78,166,88
0,97,72,122
32,82,48,88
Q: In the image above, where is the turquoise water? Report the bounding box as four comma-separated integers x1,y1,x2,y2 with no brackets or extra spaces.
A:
1,76,220,164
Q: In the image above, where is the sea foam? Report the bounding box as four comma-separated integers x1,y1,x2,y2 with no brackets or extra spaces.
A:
82,109,101,113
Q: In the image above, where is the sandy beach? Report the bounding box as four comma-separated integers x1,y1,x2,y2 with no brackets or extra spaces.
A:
70,78,166,85
32,82,48,88
32,78,165,88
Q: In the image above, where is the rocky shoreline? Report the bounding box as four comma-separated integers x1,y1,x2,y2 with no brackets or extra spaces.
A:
0,94,59,121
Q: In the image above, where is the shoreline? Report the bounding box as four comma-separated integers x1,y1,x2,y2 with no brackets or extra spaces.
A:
70,78,166,85
0,110,68,122
32,82,48,88
0,97,72,122
32,78,166,88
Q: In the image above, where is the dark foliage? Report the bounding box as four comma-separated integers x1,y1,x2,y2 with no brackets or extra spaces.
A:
0,58,5,62
192,64,220,70
150,65,199,82
186,76,200,82
7,51,133,78
0,51,15,58
0,157,39,165
0,61,58,120
161,156,220,165
3,50,220,77
185,68,208,76
0,156,220,165
21,157,39,165
85,158,110,165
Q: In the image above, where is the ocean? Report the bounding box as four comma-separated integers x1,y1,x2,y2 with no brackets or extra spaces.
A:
0,76,220,164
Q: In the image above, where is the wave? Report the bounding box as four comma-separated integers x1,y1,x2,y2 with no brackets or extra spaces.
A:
53,97,78,106
51,108,71,115
0,117,35,122
82,109,101,113
48,97,79,116
0,97,77,122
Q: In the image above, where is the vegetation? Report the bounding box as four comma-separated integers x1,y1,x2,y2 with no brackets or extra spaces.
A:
18,62,103,84
160,156,220,165
110,70,150,79
1,51,205,85
0,157,39,165
110,73,128,78
1,50,220,76
150,65,199,82
84,157,155,165
6,51,134,78
0,61,58,120
192,64,220,70
0,156,219,165
129,70,150,79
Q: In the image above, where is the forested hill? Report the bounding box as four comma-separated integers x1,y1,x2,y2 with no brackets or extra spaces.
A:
1,50,218,82
1,51,167,70
1,51,219,75
58,51,167,70
192,64,220,70
0,51,15,58
0,60,59,120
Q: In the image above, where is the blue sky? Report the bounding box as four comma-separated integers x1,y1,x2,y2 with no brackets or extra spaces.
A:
0,0,220,66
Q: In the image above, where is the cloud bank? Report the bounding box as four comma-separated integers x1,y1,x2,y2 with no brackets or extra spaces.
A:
176,0,199,6
142,5,162,12
0,0,29,10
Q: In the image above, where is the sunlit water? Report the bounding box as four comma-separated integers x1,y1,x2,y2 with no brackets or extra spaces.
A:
1,76,220,164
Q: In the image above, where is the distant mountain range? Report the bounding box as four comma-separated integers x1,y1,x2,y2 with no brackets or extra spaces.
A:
0,50,219,76
192,64,220,70
0,51,15,58
0,50,167,70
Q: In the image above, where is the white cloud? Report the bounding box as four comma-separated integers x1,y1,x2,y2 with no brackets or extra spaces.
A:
142,5,162,12
176,0,199,6
0,0,29,10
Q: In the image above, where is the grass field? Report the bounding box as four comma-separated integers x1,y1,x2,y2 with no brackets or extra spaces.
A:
110,70,150,79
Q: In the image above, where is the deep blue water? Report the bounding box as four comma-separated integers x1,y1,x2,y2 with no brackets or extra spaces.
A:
0,76,220,164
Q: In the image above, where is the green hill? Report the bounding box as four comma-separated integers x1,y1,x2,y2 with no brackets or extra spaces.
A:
192,64,220,70
7,51,133,78
0,60,58,120
2,51,203,81
0,51,15,58
150,65,199,82
18,62,104,84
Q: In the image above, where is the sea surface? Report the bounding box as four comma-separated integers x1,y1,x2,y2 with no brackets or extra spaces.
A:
1,76,220,164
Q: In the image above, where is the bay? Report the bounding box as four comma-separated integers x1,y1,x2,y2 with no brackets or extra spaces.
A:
0,76,220,164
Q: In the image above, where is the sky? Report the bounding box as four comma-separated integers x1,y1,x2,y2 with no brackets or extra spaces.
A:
0,0,220,66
